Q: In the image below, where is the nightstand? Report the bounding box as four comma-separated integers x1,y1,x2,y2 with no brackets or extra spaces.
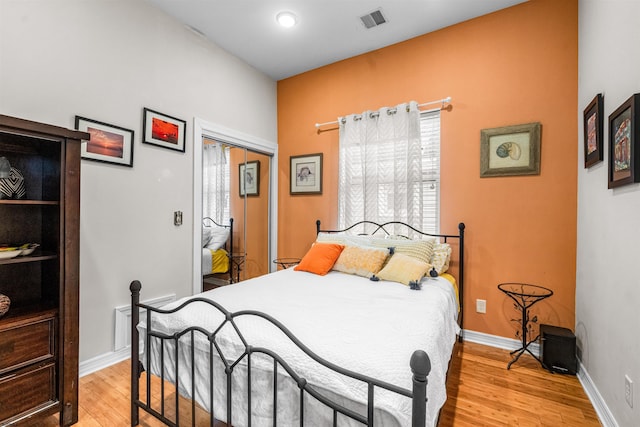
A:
273,257,301,270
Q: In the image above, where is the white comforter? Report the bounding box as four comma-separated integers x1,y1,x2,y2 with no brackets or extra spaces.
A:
140,268,459,427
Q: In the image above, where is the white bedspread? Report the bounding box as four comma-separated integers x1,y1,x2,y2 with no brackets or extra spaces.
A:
140,268,459,427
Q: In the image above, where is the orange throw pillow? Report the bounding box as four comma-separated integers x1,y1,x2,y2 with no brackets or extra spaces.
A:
294,243,345,275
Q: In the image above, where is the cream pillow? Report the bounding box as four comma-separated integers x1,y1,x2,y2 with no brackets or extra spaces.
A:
376,253,432,286
332,245,390,278
366,236,435,264
430,242,452,274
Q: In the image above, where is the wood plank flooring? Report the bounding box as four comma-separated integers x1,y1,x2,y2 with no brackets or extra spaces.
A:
39,341,600,426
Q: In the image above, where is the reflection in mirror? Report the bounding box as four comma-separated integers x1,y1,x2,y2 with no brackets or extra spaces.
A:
202,138,271,291
202,139,234,290
243,151,270,279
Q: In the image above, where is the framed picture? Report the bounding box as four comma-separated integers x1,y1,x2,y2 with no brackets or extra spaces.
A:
480,122,541,177
584,94,604,168
75,116,134,167
239,160,260,197
142,108,186,152
608,94,640,189
290,153,323,194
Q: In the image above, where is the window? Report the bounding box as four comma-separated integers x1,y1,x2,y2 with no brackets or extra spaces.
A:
338,109,440,233
420,110,441,233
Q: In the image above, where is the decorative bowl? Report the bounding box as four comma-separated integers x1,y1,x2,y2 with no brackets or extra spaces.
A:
0,294,9,317
0,247,20,260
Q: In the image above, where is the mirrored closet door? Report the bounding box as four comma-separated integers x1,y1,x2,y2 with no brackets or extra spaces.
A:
202,138,271,291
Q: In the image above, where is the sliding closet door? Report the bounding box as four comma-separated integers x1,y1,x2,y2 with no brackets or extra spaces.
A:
229,147,247,281
243,151,270,278
228,148,271,281
196,119,277,294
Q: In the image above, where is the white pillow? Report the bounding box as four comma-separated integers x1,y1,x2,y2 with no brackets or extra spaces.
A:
205,226,230,251
202,227,213,247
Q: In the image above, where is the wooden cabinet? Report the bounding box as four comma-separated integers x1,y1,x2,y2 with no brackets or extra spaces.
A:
0,115,87,426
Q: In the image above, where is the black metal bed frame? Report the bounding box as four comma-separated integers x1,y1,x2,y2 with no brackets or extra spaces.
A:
316,220,466,339
130,220,465,427
202,217,234,284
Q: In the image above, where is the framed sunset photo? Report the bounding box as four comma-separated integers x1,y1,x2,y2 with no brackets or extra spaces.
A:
75,116,134,167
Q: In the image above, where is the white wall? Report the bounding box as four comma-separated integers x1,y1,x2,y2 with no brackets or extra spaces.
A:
577,1,640,426
0,0,277,362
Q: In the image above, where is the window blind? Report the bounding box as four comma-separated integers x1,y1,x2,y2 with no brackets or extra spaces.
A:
420,110,441,234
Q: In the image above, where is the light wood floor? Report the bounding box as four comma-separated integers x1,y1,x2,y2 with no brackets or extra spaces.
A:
40,341,600,426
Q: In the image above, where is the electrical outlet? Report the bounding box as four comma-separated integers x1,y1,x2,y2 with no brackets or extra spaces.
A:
625,375,633,408
476,299,486,314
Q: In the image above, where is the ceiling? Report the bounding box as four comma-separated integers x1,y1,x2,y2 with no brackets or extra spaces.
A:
147,0,526,81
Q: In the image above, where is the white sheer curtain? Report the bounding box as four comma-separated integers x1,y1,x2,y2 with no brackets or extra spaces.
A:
202,142,229,223
338,101,423,234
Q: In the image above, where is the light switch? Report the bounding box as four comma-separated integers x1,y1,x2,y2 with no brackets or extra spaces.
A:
174,211,183,226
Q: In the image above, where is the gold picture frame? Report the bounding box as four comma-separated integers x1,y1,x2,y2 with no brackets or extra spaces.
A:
480,122,541,177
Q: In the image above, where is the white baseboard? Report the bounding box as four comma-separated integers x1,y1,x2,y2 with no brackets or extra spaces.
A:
79,346,130,378
462,328,540,356
577,360,619,427
462,328,615,427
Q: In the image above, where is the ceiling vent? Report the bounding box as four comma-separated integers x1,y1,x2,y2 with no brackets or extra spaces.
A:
360,9,387,29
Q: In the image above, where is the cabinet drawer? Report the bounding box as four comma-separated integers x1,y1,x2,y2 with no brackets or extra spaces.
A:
0,362,56,422
0,316,55,374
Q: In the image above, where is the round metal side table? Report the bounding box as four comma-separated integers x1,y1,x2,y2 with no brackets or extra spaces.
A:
498,282,553,369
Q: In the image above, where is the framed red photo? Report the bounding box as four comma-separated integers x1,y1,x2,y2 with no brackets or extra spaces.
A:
143,108,186,152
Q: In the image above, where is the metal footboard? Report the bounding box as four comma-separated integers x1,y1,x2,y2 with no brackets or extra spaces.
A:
130,280,431,427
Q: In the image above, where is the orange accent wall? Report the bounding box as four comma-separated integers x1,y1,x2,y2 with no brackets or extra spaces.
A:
276,0,578,339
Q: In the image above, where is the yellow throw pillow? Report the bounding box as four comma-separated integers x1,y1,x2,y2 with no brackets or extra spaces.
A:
294,243,344,276
376,253,431,286
332,245,390,277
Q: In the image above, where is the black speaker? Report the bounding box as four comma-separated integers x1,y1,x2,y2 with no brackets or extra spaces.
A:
540,324,577,375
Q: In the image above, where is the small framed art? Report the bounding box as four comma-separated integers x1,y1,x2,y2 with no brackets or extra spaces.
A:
583,94,604,168
143,108,186,152
608,93,640,189
290,153,323,194
239,160,260,197
75,116,134,167
480,122,541,177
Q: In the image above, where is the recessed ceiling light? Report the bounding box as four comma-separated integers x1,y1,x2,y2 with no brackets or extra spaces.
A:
276,11,297,28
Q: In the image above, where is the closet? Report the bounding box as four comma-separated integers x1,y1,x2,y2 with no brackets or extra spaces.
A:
0,114,85,426
202,139,270,289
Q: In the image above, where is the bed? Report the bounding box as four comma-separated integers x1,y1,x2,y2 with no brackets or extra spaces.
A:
131,220,465,427
202,217,233,283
